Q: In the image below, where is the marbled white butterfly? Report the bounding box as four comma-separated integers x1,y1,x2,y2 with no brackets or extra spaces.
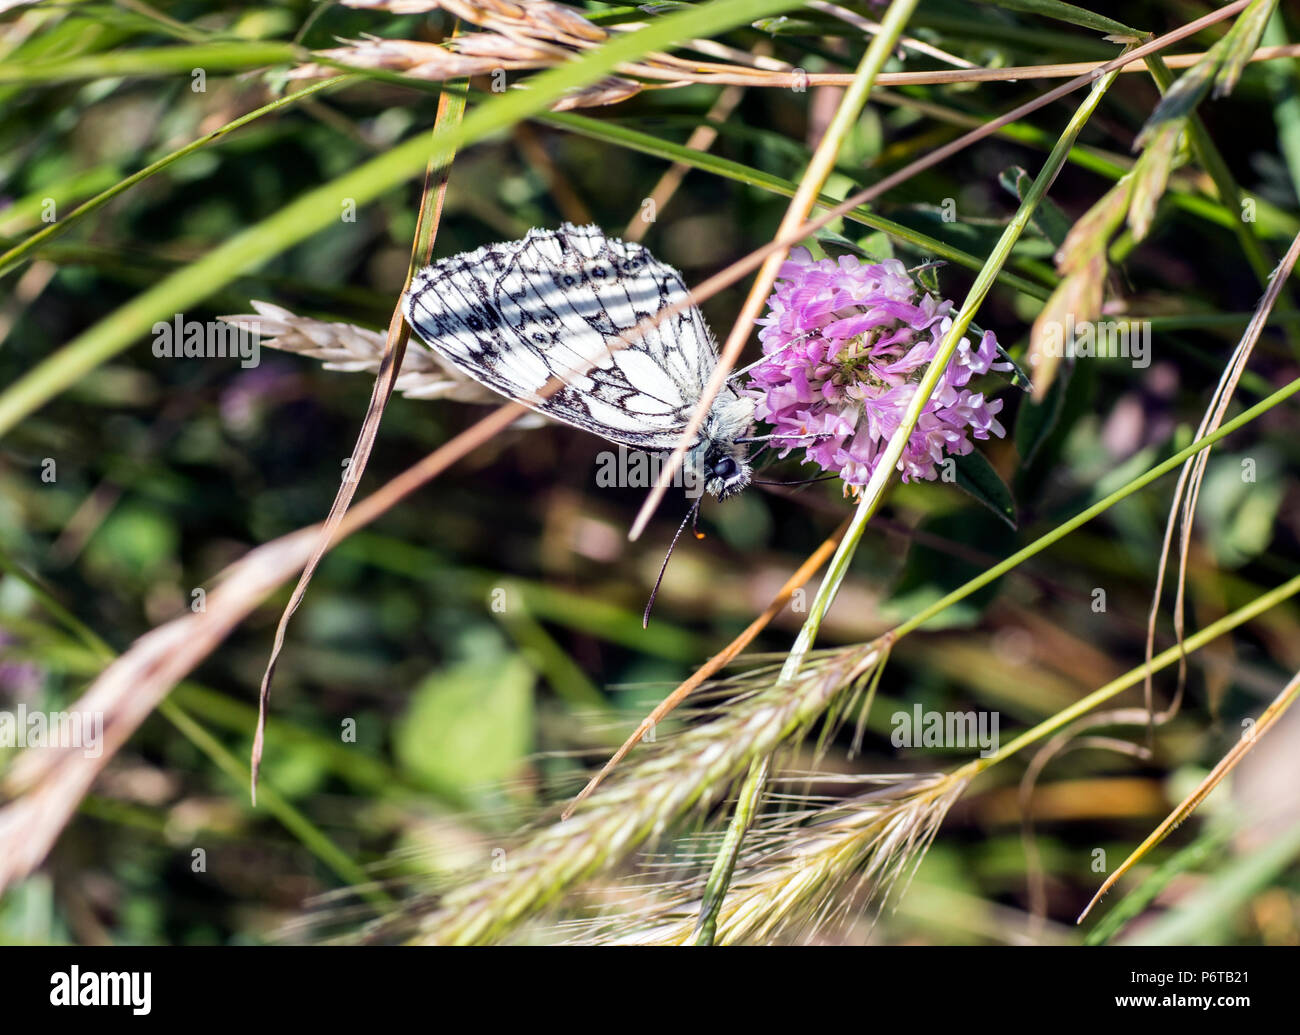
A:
401,223,755,500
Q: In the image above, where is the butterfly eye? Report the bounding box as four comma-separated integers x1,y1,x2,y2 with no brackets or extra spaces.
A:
712,456,739,480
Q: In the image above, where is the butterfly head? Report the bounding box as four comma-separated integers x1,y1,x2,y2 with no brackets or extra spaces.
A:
703,447,751,499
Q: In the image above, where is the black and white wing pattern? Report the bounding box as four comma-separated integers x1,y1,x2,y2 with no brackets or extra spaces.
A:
401,223,718,452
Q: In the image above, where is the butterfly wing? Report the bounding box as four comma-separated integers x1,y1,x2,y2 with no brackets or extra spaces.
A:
401,223,717,451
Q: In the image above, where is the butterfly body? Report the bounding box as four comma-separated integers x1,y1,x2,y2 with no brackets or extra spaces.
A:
401,223,753,499
691,392,754,499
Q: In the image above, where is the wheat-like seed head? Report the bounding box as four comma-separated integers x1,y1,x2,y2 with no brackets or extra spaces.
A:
220,302,543,412
567,773,969,944
401,643,895,944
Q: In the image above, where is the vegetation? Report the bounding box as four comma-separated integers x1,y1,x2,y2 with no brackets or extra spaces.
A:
1,0,1299,946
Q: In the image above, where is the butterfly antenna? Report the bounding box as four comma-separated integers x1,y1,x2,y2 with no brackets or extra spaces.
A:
643,497,702,628
728,330,817,382
752,473,841,487
734,431,825,445
746,442,771,466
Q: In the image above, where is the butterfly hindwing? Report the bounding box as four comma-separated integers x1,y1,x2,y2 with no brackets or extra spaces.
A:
402,223,717,451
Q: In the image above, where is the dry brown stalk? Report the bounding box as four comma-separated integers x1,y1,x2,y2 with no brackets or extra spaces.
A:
1078,668,1300,922
300,0,1299,99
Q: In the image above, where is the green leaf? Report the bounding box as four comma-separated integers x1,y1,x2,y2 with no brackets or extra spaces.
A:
914,261,944,296
998,165,1072,248
814,227,894,264
1261,8,1300,199
752,16,824,36
1014,361,1071,466
0,41,302,84
395,655,534,797
815,228,870,257
1198,449,1285,567
861,231,895,261
953,450,1017,529
1216,0,1279,98
977,327,1032,391
1134,0,1276,146
977,0,1147,38
1137,58,1218,147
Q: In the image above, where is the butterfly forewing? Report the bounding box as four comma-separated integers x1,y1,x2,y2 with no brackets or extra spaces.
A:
402,223,717,452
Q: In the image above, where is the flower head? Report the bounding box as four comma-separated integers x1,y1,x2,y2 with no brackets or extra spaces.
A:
745,248,1009,490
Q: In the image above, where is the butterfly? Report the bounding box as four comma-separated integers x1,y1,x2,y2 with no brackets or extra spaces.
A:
400,223,756,503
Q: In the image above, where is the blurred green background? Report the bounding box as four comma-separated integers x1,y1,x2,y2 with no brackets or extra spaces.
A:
1,0,1299,945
